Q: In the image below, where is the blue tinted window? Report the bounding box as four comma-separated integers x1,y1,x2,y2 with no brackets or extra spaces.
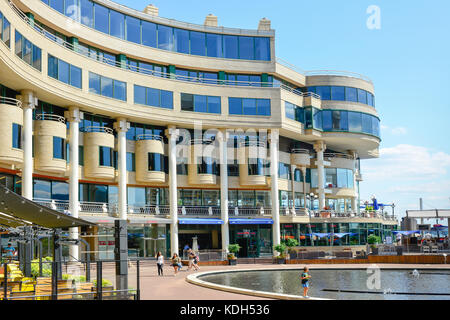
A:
285,102,295,120
126,152,135,171
134,85,146,105
142,21,157,47
147,88,159,107
344,87,357,102
207,96,221,114
89,73,100,94
99,146,113,167
65,0,79,20
12,123,22,149
223,35,238,59
53,136,65,159
296,107,305,123
70,65,82,88
313,108,322,130
367,93,374,107
239,36,254,60
174,28,189,54
148,153,164,172
180,93,194,111
357,89,367,104
2,16,11,47
50,0,64,14
58,59,70,84
14,31,22,57
110,10,125,39
94,4,109,34
229,98,242,115
80,0,93,27
101,77,113,98
32,45,42,71
372,117,380,137
33,179,51,199
113,80,126,101
340,111,349,131
322,110,332,131
255,37,270,61
190,31,206,56
158,25,173,51
206,33,222,57
361,113,372,134
348,112,362,132
331,86,345,101
257,99,271,116
194,95,207,113
316,86,331,100
23,39,32,64
126,16,141,44
48,54,58,79
243,98,256,115
160,90,173,109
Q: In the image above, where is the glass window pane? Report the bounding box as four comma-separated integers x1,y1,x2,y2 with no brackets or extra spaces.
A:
206,33,222,57
110,10,125,39
33,179,51,199
223,35,238,59
126,16,141,44
207,96,221,114
285,102,295,120
127,187,146,206
257,99,271,116
113,80,126,101
242,98,256,115
174,28,189,54
94,4,109,34
322,110,332,131
348,112,362,132
48,54,58,79
70,65,82,88
358,89,367,104
2,18,11,47
316,86,331,100
65,0,80,21
346,87,357,102
194,95,207,113
32,46,42,71
228,97,242,115
101,76,113,98
331,86,345,101
340,111,349,131
134,85,146,105
23,39,32,65
50,0,64,14
160,90,173,109
190,31,206,56
51,181,69,200
58,59,70,84
126,152,135,171
12,123,22,149
362,113,372,134
147,88,159,107
15,31,22,57
347,170,354,188
367,93,374,107
332,110,341,130
157,25,173,51
142,21,157,47
180,93,194,111
255,37,270,61
239,36,254,60
80,0,93,27
337,168,348,188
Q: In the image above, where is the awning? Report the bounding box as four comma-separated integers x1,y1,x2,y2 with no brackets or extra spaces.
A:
229,218,273,225
0,185,96,228
178,218,223,225
393,230,419,235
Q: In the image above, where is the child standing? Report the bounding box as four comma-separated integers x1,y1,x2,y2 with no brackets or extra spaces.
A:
301,266,311,298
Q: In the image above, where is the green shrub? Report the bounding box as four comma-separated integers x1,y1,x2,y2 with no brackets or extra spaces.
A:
30,257,53,278
367,234,381,245
227,244,241,259
274,243,287,258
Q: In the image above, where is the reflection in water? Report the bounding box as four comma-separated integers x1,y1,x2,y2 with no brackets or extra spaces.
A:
200,269,450,300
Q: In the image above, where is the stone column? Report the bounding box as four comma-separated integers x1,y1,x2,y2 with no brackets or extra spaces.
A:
17,90,36,200
301,167,307,209
269,130,280,247
290,165,296,210
65,107,82,261
314,141,327,211
166,126,179,255
348,150,358,213
114,119,129,220
219,130,229,255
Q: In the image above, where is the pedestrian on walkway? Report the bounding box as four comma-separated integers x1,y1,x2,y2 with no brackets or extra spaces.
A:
156,251,164,276
301,266,311,298
193,253,200,271
171,253,182,275
187,249,196,271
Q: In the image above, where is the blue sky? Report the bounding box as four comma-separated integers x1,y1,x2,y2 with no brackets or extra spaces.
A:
116,0,450,223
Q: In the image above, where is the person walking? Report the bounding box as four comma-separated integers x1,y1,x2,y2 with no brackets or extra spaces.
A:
156,251,164,276
301,266,311,298
3,243,16,264
187,249,196,271
193,252,200,271
171,253,182,276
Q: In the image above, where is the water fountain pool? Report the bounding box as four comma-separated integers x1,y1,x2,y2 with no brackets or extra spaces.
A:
198,268,450,300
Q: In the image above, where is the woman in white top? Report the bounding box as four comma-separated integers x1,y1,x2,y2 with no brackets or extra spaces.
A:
156,251,164,276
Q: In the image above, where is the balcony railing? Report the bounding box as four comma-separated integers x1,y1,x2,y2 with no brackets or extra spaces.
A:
33,199,116,215
128,205,170,215
323,153,354,160
291,148,311,155
229,207,272,216
136,134,163,141
179,206,221,216
0,96,22,108
34,113,66,123
83,126,114,134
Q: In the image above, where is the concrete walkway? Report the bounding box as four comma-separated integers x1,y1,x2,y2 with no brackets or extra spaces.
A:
129,262,450,300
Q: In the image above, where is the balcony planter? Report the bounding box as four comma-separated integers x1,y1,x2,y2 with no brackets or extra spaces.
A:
227,244,241,266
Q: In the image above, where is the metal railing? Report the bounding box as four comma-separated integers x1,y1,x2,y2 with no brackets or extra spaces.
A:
323,153,354,160
239,140,267,148
275,57,306,75
229,207,272,216
34,113,66,123
180,206,221,216
291,148,311,155
33,199,117,215
190,138,215,145
0,96,22,107
136,134,163,141
305,70,373,84
83,126,114,134
128,205,170,215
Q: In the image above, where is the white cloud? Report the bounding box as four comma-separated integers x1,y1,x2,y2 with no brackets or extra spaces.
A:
380,124,408,135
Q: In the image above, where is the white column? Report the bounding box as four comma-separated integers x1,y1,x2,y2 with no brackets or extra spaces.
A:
17,90,36,200
166,127,179,255
349,150,358,213
65,107,82,261
314,141,326,211
290,165,296,209
269,130,280,247
219,129,229,255
114,119,129,221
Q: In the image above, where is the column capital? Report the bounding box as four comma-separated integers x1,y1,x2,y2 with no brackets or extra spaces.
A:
347,150,358,159
165,126,180,139
113,118,130,132
217,129,229,142
16,90,37,110
268,129,279,143
313,141,326,153
64,107,83,123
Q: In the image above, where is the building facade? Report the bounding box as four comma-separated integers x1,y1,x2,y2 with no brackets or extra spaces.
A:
0,0,397,259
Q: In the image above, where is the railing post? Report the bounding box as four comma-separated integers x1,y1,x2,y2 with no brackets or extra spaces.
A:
3,263,8,300
51,261,58,300
96,261,102,300
136,260,140,300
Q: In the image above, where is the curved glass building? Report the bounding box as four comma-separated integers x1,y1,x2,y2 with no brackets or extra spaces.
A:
0,0,397,259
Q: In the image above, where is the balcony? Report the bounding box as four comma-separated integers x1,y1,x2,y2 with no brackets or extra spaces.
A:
0,97,23,166
83,126,115,180
291,149,311,167
135,134,165,183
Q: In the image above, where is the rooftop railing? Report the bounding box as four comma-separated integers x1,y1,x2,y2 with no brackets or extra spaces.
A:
304,70,373,84
0,96,22,107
